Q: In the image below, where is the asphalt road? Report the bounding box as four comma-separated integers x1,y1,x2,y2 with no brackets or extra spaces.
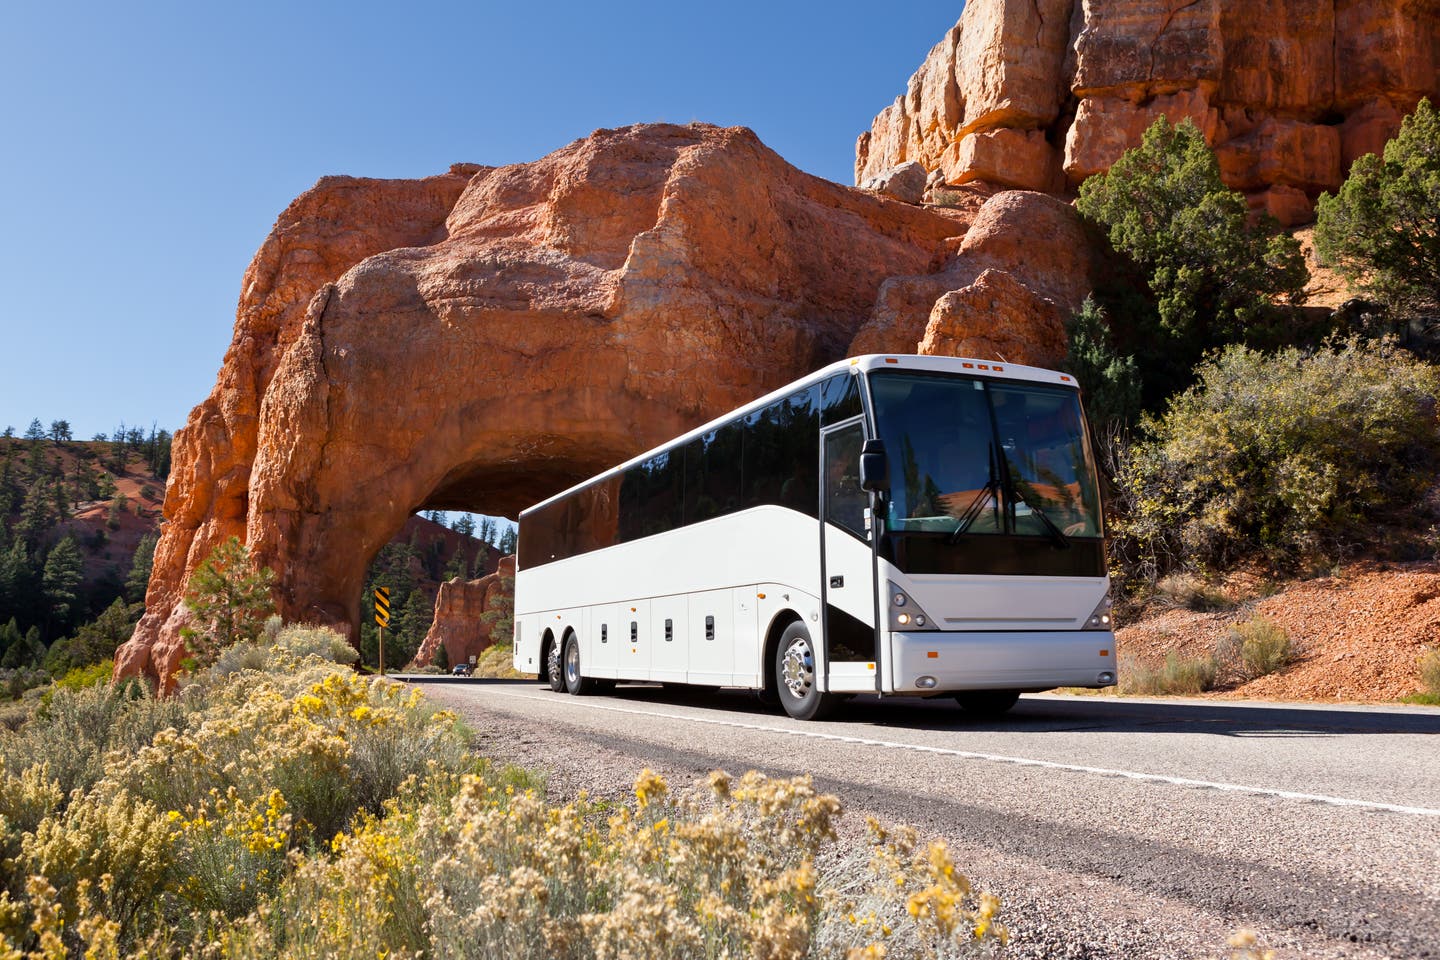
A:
419,678,1440,960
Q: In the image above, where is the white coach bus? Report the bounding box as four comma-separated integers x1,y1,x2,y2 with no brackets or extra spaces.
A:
513,354,1117,720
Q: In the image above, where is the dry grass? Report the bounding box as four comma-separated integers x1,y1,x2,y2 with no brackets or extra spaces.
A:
1119,651,1218,696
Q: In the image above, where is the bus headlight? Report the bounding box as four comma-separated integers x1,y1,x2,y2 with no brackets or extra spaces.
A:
888,582,937,631
1084,594,1113,631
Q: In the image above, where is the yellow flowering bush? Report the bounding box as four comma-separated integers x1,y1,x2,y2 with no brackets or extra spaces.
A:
0,624,1009,959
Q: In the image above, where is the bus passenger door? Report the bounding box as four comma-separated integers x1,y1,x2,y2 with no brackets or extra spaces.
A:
820,419,880,692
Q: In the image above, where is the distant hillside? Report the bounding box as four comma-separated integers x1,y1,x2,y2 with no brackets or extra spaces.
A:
0,428,496,691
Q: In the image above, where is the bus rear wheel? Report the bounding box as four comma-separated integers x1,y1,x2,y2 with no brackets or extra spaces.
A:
954,690,1020,717
563,636,596,695
545,639,564,692
775,622,839,721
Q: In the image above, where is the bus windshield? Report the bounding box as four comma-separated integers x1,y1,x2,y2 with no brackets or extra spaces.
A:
869,372,1103,555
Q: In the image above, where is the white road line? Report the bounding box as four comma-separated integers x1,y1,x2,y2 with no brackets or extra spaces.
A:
482,687,1440,818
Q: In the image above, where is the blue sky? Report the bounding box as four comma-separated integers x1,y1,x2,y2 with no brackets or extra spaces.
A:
0,1,961,440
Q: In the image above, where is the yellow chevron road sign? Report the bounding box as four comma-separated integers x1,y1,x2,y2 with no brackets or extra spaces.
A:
373,586,391,627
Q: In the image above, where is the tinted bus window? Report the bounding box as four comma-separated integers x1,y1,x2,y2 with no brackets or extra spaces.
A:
741,384,820,516
619,450,682,542
820,372,863,425
685,423,743,524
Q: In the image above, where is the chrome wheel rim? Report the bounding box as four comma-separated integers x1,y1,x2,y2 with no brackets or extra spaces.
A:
565,642,580,685
547,643,561,682
781,637,815,699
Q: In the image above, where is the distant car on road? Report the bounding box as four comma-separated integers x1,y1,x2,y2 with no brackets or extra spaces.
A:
451,663,473,677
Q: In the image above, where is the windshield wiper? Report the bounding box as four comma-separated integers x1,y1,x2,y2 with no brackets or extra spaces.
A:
947,443,998,544
1011,486,1071,550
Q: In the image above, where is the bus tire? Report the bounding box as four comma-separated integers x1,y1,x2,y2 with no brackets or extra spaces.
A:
545,638,564,692
563,636,596,695
954,690,1020,717
774,622,838,721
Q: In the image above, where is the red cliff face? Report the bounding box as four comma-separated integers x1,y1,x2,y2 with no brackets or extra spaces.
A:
116,123,984,689
413,556,516,670
856,0,1440,225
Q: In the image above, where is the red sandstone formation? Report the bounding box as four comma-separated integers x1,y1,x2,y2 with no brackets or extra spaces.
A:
413,556,516,669
116,123,978,690
855,0,1440,225
853,190,1093,366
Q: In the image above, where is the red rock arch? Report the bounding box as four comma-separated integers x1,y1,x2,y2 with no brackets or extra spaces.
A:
114,123,971,690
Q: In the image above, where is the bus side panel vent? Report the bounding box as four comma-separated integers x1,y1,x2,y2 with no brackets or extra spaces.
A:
705,615,715,641
665,619,673,642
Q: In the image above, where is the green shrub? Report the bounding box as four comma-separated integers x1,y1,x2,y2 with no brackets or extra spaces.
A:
55,658,115,691
1112,337,1440,581
1229,617,1293,680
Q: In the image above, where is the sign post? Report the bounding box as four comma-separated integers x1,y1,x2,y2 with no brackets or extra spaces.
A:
373,586,391,676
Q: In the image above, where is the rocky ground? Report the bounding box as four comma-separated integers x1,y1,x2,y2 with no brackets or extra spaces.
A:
1117,561,1440,703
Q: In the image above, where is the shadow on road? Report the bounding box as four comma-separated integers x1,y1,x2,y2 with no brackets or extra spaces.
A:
408,674,1440,738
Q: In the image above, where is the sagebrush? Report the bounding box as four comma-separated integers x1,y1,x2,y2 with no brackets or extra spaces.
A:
0,625,1004,959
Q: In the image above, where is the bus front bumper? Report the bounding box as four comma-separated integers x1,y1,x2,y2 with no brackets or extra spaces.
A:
889,630,1118,693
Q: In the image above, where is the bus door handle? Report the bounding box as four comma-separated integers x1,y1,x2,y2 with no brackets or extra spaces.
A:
830,576,844,588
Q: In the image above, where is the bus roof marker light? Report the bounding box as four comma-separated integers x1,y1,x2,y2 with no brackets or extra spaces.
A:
885,357,899,364
926,651,938,659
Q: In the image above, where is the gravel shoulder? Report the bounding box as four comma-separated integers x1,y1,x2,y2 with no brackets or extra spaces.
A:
424,679,1440,960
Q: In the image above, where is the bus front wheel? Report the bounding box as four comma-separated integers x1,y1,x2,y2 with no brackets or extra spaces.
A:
774,622,839,721
563,636,596,696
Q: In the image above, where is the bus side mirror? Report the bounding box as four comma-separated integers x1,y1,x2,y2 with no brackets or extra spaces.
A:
859,439,889,493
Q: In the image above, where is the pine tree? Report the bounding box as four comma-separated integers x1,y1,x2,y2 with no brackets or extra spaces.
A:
443,546,469,582
18,480,53,546
181,537,276,664
44,596,139,675
0,539,34,624
480,574,515,647
452,514,476,538
0,618,20,662
1076,116,1307,404
1315,98,1440,319
127,533,158,603
42,537,84,633
497,525,517,556
392,589,433,667
48,420,72,442
23,420,44,442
